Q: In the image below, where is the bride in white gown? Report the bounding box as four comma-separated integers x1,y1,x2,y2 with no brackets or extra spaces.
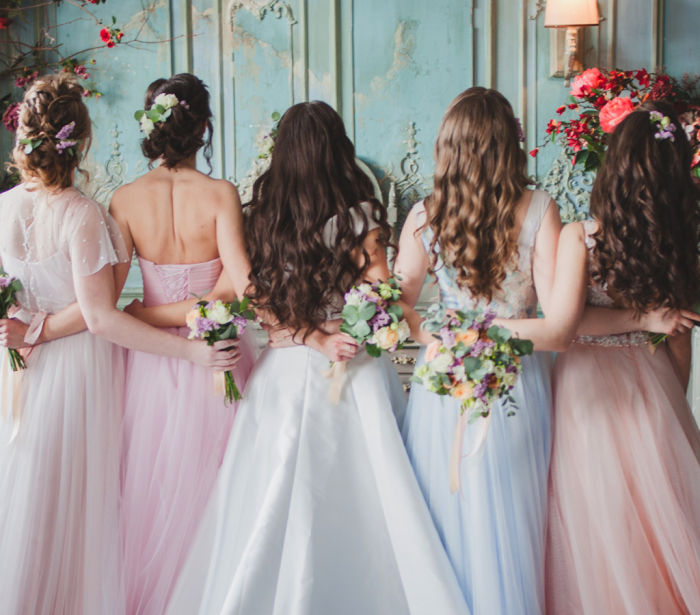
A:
165,101,470,615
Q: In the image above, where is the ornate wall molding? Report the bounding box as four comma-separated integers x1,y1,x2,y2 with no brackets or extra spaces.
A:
540,153,592,223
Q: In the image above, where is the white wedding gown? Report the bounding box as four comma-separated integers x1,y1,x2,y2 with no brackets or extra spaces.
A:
0,184,129,615
165,202,470,615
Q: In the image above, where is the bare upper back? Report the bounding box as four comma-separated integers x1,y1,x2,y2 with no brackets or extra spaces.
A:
110,165,239,265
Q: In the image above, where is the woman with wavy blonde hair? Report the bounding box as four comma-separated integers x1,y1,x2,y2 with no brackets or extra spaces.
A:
394,87,562,615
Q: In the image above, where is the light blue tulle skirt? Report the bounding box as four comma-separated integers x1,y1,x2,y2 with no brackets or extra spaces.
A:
402,350,553,615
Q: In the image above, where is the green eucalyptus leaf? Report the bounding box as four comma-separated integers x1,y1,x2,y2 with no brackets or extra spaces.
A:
351,320,371,339
357,301,377,321
342,304,360,325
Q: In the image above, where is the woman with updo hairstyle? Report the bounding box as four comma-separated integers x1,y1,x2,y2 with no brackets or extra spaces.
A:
109,72,257,615
501,101,700,614
0,73,239,615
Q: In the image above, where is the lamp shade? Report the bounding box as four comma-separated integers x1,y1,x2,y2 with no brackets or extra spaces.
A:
544,0,599,27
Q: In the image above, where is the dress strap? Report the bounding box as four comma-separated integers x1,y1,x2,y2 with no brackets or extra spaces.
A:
582,219,597,250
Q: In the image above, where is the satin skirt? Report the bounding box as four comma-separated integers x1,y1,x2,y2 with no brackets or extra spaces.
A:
0,331,126,615
165,345,471,615
121,328,257,615
403,350,553,615
546,343,700,615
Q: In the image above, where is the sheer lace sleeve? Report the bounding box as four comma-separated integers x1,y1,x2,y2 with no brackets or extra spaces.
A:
62,196,131,278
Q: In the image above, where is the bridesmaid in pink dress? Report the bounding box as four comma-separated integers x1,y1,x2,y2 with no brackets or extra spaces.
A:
109,74,256,615
500,100,700,614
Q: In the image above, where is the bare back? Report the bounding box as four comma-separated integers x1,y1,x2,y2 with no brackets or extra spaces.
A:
111,165,237,265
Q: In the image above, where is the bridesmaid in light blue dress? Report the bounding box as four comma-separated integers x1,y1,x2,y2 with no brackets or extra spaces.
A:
395,87,561,615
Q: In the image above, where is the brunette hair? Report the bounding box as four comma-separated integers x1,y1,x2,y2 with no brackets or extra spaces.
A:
245,101,391,336
423,87,533,302
590,100,700,312
11,73,91,192
140,73,213,171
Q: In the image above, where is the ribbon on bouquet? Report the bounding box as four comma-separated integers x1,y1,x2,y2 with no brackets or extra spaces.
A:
321,361,347,405
448,409,492,494
213,371,226,397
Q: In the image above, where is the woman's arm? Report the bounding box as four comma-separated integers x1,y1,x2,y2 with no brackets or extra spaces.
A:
393,205,431,310
494,222,589,352
531,198,562,315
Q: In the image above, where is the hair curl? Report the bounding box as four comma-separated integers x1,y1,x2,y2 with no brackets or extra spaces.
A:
245,101,391,336
423,87,533,302
10,73,91,192
590,100,700,313
140,73,213,171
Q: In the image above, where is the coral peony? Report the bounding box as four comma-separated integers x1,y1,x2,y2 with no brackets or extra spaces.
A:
570,68,605,98
599,97,635,133
100,27,112,43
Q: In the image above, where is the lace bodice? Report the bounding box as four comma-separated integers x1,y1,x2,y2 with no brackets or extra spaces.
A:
416,190,552,320
0,184,130,316
574,220,647,347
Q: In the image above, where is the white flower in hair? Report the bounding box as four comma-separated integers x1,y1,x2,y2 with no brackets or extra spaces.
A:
154,93,180,111
140,116,156,138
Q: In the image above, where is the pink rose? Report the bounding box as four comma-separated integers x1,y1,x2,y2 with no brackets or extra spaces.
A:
425,340,441,363
2,102,20,132
599,97,635,133
570,68,606,98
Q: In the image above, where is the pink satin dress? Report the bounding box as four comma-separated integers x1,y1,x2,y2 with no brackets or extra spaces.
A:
120,256,257,615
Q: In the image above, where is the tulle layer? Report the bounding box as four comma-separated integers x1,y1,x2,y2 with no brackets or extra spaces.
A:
402,350,553,615
121,328,257,615
547,343,700,615
165,346,470,615
0,331,125,615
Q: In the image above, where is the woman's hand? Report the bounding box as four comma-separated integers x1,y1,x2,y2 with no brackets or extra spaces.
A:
187,338,241,370
265,325,297,349
310,331,359,362
642,308,699,336
0,318,31,349
124,299,146,319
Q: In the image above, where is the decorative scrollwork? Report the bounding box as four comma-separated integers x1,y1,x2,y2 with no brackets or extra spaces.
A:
382,122,433,235
529,0,546,20
229,0,297,29
540,152,593,223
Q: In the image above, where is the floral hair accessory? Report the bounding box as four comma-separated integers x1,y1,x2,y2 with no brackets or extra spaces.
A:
134,93,182,139
649,110,676,142
54,121,81,156
179,100,190,110
18,137,42,155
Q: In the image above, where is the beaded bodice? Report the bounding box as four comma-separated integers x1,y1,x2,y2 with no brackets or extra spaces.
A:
574,220,647,348
416,190,551,320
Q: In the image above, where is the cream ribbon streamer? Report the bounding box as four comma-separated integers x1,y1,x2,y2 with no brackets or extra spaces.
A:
449,409,492,494
0,351,23,443
213,371,225,397
321,361,347,405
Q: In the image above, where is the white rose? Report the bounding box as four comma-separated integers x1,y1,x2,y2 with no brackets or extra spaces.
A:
345,293,363,308
396,319,411,343
482,359,495,373
207,301,234,325
357,283,373,296
140,116,155,138
503,372,518,388
154,93,179,110
483,346,494,357
431,351,454,374
452,364,466,382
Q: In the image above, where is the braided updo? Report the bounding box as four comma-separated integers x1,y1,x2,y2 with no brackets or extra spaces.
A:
141,73,213,171
12,73,91,192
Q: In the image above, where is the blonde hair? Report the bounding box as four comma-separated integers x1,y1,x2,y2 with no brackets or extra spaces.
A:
424,87,532,301
11,73,91,192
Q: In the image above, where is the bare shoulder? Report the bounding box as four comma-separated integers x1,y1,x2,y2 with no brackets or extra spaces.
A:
559,221,587,247
110,172,154,213
207,178,242,212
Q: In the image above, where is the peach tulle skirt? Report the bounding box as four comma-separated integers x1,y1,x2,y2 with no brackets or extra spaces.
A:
546,342,700,615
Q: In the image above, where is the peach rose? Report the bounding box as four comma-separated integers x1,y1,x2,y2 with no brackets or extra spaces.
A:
452,382,474,401
425,340,441,363
599,97,635,133
570,68,605,98
456,329,479,346
374,327,400,350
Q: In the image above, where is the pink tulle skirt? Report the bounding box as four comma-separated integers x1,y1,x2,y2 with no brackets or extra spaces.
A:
546,342,700,615
120,328,257,615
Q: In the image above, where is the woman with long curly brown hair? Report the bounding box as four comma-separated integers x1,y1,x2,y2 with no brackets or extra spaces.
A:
394,87,562,615
501,100,700,614
163,101,470,615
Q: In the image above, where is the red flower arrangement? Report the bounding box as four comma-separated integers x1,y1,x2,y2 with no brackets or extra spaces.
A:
99,21,124,49
532,68,700,178
0,17,12,30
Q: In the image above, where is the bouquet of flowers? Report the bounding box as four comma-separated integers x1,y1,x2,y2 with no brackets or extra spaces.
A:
340,278,411,356
186,297,255,403
0,268,25,371
412,304,534,493
412,304,533,422
530,68,700,178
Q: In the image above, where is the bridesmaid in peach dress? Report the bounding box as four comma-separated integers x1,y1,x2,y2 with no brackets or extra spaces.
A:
500,100,700,614
110,74,256,615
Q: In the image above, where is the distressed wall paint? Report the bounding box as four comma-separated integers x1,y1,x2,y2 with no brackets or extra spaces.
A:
12,0,699,294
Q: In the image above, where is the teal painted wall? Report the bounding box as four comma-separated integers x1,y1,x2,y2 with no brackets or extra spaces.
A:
3,0,698,294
